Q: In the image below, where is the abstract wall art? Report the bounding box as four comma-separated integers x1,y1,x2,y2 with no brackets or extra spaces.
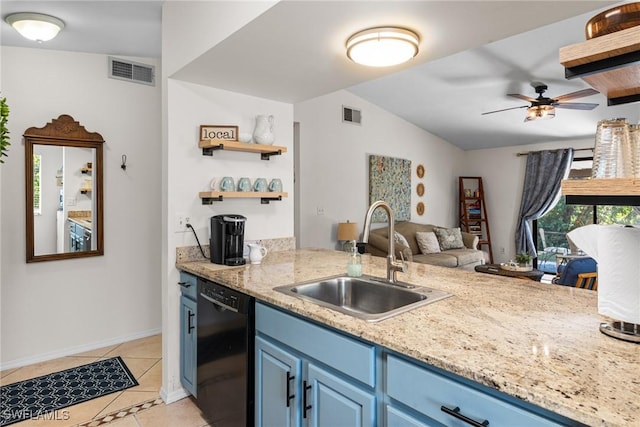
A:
368,155,411,222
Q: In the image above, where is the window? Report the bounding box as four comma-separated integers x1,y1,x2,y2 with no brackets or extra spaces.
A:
33,154,41,215
535,156,640,273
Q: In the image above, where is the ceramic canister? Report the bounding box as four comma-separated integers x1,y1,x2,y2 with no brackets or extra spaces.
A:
237,177,252,192
254,178,268,192
268,178,283,192
220,176,235,192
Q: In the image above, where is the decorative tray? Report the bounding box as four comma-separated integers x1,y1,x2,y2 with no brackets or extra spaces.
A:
500,263,533,272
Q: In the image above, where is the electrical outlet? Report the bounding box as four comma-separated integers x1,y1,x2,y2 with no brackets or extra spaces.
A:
175,214,191,233
500,247,505,255
316,206,325,216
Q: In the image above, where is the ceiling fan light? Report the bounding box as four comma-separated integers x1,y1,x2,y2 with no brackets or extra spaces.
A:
6,12,65,42
525,105,556,122
346,27,419,67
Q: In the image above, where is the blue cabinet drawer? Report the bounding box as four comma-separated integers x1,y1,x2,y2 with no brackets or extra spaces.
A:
256,303,376,387
386,355,559,427
385,405,435,427
179,271,197,300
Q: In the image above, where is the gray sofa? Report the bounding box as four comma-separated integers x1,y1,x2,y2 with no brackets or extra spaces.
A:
364,221,484,269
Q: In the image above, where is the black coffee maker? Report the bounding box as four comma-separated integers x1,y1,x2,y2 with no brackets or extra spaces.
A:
210,214,247,266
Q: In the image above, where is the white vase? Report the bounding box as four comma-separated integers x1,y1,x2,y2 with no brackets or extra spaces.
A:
253,115,275,145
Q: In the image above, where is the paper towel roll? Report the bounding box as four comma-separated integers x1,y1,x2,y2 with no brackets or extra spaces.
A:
568,225,640,324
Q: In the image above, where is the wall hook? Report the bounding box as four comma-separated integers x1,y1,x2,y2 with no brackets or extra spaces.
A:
121,154,127,170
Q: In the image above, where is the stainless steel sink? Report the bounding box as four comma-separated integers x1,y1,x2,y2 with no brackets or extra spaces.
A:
274,275,451,322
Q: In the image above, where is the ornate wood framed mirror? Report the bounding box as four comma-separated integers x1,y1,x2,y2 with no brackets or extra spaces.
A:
25,115,104,262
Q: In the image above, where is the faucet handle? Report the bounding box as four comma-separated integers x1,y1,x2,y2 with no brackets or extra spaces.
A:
398,252,409,273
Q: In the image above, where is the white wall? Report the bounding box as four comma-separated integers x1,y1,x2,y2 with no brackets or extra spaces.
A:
161,80,293,401
160,1,288,402
0,47,161,367
462,138,594,264
167,80,294,243
294,90,464,249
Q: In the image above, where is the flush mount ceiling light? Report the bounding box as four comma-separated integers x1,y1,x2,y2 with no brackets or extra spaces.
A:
525,105,556,122
346,27,419,67
5,12,65,42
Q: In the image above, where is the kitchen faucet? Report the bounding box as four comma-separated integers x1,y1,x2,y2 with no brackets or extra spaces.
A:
361,200,407,284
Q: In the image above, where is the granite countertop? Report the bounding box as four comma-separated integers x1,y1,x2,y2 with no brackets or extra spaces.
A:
68,217,92,230
177,248,639,427
68,210,92,231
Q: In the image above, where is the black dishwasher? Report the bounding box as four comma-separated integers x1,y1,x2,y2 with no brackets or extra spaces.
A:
197,277,254,427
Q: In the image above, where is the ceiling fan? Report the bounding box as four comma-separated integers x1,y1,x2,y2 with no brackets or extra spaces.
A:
482,82,599,122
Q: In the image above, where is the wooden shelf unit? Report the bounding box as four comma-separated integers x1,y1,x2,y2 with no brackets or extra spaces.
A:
198,140,287,159
561,178,640,205
559,26,640,105
199,191,288,205
458,177,493,263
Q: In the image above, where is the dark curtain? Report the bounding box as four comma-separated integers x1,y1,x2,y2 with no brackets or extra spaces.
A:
515,149,573,257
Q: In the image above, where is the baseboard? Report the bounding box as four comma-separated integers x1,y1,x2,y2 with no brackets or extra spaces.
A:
0,327,162,371
160,386,190,404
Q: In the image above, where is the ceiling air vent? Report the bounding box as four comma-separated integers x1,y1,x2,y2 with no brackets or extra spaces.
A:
108,56,155,86
342,106,362,125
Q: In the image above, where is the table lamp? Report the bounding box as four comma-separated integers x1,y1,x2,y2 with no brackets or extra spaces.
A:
337,221,359,252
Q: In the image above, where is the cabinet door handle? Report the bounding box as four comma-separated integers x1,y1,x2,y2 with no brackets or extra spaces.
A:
178,281,191,288
285,372,295,407
441,405,489,427
302,380,312,419
187,311,195,334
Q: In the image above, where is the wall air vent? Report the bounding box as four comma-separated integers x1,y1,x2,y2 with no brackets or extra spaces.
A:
108,57,155,86
342,106,362,125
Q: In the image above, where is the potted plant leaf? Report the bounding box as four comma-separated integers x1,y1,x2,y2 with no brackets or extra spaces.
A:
0,96,9,164
515,252,532,270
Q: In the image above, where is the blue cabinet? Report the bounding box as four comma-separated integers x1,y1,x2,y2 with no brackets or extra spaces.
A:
255,336,300,427
255,303,376,427
385,354,565,427
179,272,197,397
385,405,435,427
306,363,375,427
255,302,580,427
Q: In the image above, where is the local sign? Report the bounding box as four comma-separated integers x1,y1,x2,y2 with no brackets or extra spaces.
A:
200,125,238,142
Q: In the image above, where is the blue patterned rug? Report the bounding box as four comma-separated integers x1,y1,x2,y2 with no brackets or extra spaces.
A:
0,356,138,426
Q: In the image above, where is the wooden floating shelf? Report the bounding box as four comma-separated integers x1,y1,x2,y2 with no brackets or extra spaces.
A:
562,178,640,206
198,140,287,159
199,191,288,205
560,26,640,105
562,178,640,195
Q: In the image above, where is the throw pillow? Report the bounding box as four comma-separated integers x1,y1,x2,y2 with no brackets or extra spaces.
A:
416,231,441,254
433,227,465,250
393,231,410,248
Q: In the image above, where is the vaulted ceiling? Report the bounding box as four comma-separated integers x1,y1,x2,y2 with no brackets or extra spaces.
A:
2,1,638,150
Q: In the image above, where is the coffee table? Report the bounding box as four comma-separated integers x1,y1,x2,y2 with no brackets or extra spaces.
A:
475,264,544,282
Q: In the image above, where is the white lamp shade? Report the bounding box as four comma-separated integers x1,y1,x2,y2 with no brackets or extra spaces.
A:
6,13,65,42
346,27,419,67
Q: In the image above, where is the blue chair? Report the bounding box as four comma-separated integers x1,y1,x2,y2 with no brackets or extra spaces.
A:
555,257,597,290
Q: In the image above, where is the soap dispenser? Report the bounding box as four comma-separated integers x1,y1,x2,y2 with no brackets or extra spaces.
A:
347,246,362,277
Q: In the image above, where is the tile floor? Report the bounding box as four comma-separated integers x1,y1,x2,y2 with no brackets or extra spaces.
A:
1,335,210,427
